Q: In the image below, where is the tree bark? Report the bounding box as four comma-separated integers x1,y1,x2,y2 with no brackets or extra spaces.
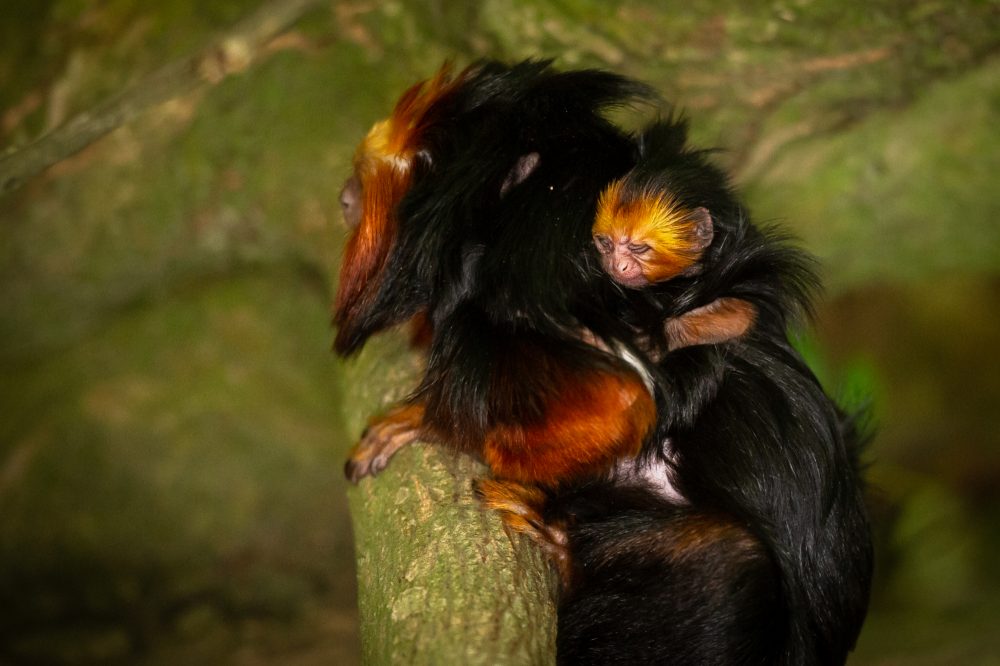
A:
0,0,325,197
339,334,558,665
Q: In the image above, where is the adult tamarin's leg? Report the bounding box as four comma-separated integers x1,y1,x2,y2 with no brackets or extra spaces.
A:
479,478,786,665
556,505,785,665
475,478,572,585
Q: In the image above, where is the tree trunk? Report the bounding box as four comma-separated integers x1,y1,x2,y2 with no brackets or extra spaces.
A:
339,334,558,665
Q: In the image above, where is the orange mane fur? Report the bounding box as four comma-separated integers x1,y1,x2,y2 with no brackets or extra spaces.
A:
355,63,468,171
335,64,473,349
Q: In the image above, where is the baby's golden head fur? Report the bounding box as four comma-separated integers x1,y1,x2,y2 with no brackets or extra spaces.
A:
593,177,714,286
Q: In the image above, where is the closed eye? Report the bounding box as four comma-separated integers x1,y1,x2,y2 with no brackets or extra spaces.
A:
594,234,613,254
629,243,651,256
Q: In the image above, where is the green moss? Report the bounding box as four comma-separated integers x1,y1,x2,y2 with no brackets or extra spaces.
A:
745,58,1000,289
0,273,354,662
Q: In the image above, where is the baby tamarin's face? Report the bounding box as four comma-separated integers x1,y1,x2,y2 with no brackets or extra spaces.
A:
593,178,713,288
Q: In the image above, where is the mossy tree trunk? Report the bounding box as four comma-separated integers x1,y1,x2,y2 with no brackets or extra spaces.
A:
339,333,558,664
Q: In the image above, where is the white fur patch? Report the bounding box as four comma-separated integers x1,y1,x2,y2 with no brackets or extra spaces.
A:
614,453,685,503
609,341,655,396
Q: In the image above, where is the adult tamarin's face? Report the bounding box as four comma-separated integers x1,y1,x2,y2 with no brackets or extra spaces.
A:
332,66,467,354
338,174,361,230
593,178,714,288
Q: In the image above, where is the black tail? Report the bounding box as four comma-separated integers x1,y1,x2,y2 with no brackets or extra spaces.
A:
551,483,788,666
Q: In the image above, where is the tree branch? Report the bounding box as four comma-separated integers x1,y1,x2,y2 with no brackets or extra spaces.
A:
341,336,558,664
0,0,325,197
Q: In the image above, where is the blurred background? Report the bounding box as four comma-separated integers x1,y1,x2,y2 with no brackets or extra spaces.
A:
1,1,997,664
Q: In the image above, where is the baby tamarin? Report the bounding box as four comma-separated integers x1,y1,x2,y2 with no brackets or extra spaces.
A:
593,171,757,354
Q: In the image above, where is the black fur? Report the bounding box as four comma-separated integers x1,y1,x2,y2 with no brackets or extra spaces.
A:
550,119,872,665
552,483,787,665
555,336,872,664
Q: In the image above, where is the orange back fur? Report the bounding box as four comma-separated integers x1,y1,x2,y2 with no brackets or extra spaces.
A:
481,341,656,486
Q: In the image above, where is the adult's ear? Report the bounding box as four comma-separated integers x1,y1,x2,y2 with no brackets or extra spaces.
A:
500,152,541,196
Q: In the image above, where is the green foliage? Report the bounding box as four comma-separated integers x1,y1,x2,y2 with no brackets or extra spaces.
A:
792,330,882,415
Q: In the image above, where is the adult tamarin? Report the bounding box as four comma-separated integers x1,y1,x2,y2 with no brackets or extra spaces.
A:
336,61,657,487
332,60,872,665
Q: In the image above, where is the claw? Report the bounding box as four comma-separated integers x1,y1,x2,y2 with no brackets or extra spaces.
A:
344,458,368,484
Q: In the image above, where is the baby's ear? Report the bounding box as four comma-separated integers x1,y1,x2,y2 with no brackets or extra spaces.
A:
678,207,714,277
691,207,714,251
